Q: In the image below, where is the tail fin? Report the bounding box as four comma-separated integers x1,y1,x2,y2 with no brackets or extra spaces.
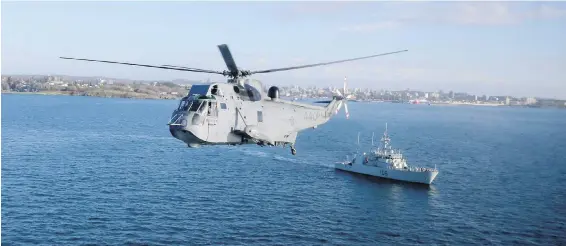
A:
325,98,341,115
314,78,349,118
312,97,342,114
321,97,346,117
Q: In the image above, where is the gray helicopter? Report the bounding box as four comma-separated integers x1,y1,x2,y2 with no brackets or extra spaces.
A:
60,44,407,155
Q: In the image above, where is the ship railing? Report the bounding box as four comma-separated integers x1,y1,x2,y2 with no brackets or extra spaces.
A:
410,167,438,172
388,166,438,173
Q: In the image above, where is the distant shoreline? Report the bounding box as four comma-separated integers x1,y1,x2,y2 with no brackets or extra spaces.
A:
2,91,69,96
1,91,180,100
2,91,562,109
429,102,503,107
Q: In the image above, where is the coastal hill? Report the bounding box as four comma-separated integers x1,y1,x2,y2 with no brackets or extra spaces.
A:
1,74,205,100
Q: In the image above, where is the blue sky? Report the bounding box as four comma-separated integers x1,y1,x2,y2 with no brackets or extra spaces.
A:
2,1,566,98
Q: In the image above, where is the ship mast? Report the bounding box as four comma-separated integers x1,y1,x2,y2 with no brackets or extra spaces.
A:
381,123,391,150
355,131,361,154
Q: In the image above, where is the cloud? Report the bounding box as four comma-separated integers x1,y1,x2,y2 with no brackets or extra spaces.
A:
450,2,517,25
339,2,566,33
526,4,566,19
290,2,352,14
256,57,268,66
338,21,401,32
445,2,566,25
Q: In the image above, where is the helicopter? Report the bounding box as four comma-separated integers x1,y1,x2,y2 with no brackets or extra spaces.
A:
60,44,407,155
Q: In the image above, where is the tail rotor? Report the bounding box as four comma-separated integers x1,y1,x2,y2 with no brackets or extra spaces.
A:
335,76,351,119
313,76,353,119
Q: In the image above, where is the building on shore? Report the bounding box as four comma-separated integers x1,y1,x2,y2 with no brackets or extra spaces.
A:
526,97,537,105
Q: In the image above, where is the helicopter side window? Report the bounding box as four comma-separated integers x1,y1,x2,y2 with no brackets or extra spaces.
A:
220,103,227,109
207,101,212,116
257,111,263,122
207,101,219,117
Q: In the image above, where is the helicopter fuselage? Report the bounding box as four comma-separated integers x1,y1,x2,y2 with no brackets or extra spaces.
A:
168,81,342,149
59,42,403,154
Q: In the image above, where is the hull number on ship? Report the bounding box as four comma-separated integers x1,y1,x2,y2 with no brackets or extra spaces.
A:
380,170,388,177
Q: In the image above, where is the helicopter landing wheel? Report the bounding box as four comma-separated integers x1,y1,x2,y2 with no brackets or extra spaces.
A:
291,145,297,155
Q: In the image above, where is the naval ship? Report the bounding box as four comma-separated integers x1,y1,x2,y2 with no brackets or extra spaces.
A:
335,124,439,185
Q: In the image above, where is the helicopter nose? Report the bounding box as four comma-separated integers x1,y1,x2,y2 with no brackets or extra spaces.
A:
169,125,204,147
169,127,177,138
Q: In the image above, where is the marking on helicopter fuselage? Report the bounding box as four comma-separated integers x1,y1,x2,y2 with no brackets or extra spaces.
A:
304,111,325,121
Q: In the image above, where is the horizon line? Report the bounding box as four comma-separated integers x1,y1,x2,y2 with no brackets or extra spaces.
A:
1,73,564,101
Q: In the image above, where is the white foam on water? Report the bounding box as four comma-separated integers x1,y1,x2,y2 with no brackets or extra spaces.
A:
271,154,336,169
272,155,305,165
238,148,270,158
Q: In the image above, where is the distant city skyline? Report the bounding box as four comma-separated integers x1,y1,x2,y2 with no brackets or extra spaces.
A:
3,73,562,101
2,1,566,99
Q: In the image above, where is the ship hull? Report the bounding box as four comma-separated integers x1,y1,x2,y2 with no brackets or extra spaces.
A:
335,162,439,185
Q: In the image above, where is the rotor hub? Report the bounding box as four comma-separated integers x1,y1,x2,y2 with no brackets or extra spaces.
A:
223,70,252,79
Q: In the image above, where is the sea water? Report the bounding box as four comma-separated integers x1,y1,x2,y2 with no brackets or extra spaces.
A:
2,94,566,245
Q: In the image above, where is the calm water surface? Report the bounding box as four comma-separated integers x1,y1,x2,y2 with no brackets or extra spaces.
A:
2,94,566,245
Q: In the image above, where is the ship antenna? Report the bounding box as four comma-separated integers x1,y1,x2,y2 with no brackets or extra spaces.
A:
371,132,375,146
357,131,361,154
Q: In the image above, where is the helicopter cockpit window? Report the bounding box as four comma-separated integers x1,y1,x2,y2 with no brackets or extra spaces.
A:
189,101,203,112
178,97,191,111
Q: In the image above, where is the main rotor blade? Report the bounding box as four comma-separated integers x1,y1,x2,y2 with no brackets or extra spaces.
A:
336,101,343,115
59,57,224,75
161,64,221,73
250,49,408,75
217,44,239,75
